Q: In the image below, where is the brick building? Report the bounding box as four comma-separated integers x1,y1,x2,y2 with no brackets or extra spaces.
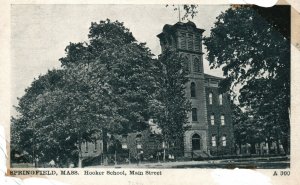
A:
82,21,235,161
157,21,234,158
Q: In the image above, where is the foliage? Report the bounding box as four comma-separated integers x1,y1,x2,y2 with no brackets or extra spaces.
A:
60,19,157,133
150,48,191,156
166,4,199,20
203,6,290,153
11,19,159,164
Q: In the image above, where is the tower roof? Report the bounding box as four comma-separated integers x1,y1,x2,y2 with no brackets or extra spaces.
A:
157,21,205,39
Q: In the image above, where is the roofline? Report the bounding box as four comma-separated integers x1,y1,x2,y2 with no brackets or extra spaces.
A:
157,21,205,39
204,73,224,80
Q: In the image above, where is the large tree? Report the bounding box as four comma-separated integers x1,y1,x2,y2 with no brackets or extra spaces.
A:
11,19,159,166
150,48,190,157
11,67,115,166
60,19,158,133
203,6,290,154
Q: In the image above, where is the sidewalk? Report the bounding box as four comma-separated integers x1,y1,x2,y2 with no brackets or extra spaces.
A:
88,155,290,168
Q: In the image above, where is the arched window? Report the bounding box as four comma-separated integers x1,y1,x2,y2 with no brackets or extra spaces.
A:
219,94,223,105
179,32,186,49
210,114,215,125
222,135,227,146
192,134,201,150
187,33,193,50
190,82,196,97
195,34,201,52
192,108,198,121
183,56,190,72
193,58,200,72
221,115,225,125
212,135,216,147
209,92,213,105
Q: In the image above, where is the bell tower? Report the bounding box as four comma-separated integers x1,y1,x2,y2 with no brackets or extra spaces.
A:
157,21,209,157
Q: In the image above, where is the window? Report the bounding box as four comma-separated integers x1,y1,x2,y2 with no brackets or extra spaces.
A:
222,135,227,146
210,114,215,125
192,134,201,150
212,135,216,147
183,56,190,72
193,58,201,72
209,93,213,105
192,108,198,121
190,82,196,97
221,115,225,125
194,34,201,52
179,32,186,49
219,94,223,105
187,33,193,50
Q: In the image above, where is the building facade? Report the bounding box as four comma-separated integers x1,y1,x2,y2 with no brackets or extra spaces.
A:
157,21,234,158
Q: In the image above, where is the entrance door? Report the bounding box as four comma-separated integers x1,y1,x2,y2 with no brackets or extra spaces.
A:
192,134,201,150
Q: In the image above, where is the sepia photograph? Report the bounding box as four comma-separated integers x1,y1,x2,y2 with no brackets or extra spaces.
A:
9,4,290,170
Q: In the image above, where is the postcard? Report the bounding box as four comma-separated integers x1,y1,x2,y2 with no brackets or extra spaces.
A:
0,0,299,185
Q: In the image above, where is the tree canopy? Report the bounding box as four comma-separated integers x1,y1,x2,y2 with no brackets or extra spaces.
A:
150,48,190,155
11,19,157,164
203,6,290,153
11,19,191,165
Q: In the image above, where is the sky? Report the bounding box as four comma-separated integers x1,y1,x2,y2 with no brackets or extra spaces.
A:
11,4,229,114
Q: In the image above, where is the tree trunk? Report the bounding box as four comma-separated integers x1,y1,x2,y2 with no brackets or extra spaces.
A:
267,140,273,154
250,142,256,155
77,133,83,168
276,140,280,154
77,139,83,168
238,143,242,155
281,136,290,155
78,157,83,168
102,128,108,165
